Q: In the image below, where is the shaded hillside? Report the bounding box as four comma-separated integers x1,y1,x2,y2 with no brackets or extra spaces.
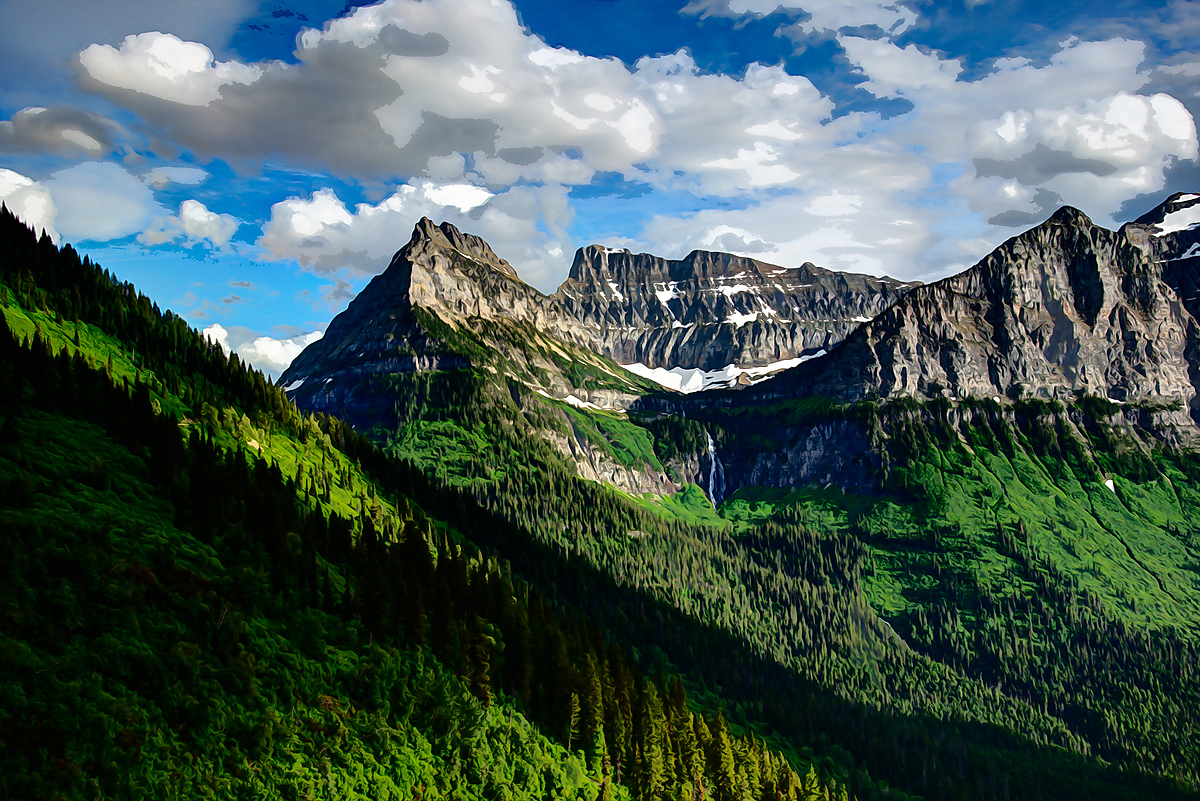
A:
0,209,864,801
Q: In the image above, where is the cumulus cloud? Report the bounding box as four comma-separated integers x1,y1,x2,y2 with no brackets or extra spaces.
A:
80,32,262,106
0,0,257,93
71,0,1200,288
836,36,1198,228
839,37,961,98
0,169,60,242
139,199,239,247
77,1,661,182
43,161,166,242
0,106,121,155
203,322,323,376
258,179,570,290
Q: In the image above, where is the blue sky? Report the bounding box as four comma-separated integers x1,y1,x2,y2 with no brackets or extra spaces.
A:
1,0,1198,376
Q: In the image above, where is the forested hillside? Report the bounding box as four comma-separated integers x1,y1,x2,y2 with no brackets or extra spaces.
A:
4,206,1199,801
0,209,861,800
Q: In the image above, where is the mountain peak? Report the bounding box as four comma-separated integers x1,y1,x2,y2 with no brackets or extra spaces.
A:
1044,204,1092,228
407,217,522,281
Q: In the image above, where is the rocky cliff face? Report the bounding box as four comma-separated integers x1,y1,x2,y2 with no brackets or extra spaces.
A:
756,199,1200,427
281,217,912,400
548,246,911,373
279,217,645,417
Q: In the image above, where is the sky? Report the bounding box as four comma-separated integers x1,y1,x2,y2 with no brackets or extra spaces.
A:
1,0,1198,377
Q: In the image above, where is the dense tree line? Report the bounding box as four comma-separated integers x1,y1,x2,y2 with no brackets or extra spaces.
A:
3,206,1197,799
0,208,852,799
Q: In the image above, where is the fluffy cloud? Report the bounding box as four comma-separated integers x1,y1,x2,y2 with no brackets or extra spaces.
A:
80,32,262,106
0,169,60,242
837,36,1198,227
43,161,166,242
71,0,1200,289
74,0,833,196
0,106,120,155
259,179,570,290
77,1,657,181
139,199,239,247
203,322,323,376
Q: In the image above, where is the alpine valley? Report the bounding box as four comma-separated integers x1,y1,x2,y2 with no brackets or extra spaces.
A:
5,192,1200,801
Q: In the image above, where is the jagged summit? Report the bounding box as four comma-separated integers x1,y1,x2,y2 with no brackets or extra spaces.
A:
559,243,862,289
280,217,913,392
551,242,911,374
751,198,1200,429
407,217,523,282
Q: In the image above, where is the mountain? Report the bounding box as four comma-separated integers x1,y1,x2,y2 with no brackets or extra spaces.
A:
760,195,1200,422
280,217,910,404
0,209,864,801
273,195,1200,799
6,206,1200,801
551,245,911,386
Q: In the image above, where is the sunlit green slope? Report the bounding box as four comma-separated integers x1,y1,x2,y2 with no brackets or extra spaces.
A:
0,209,858,801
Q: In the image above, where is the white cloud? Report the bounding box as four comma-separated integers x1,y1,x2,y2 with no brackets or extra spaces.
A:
806,191,863,215
839,37,962,98
0,168,60,242
142,166,209,186
239,330,323,375
203,322,324,376
139,199,239,247
44,161,165,242
79,0,660,182
682,0,917,36
259,179,571,290
71,0,1200,289
424,183,493,212
80,32,262,106
202,322,232,354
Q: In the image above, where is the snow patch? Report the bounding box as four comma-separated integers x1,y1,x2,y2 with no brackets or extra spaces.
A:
725,310,760,327
1165,242,1200,261
716,283,756,297
1105,478,1116,493
654,281,680,304
621,352,826,393
283,378,305,391
851,315,872,323
1152,203,1200,236
607,281,625,302
564,394,601,410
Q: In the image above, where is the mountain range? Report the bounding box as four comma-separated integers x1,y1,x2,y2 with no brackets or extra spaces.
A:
6,192,1200,801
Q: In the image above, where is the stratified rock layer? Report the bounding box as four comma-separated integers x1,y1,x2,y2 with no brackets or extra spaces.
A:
550,246,911,370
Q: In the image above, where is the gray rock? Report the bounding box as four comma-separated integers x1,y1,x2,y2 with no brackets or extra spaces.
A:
757,202,1200,429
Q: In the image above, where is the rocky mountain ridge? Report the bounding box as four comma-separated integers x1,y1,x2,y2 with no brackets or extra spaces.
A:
550,244,911,377
745,195,1200,426
281,216,912,398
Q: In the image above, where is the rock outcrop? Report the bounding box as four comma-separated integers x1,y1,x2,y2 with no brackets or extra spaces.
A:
549,246,911,371
756,198,1200,428
281,217,912,400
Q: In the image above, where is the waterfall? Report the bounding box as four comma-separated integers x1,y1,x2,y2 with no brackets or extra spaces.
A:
705,430,725,509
